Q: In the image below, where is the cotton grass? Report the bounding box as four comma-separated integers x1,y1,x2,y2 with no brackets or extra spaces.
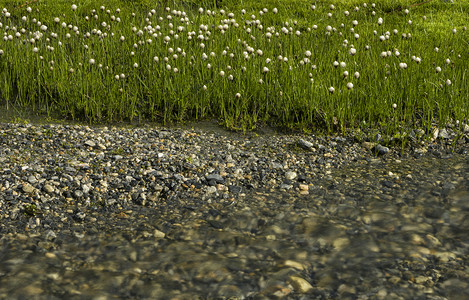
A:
0,0,466,137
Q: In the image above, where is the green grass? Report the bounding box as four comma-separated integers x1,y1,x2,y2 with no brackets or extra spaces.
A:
0,0,467,137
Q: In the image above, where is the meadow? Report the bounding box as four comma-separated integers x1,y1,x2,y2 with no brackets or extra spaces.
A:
0,0,467,138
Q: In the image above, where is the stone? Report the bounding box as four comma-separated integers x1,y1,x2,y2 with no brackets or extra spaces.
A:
375,144,390,155
438,128,450,139
206,173,224,183
282,260,307,271
297,139,314,150
22,183,35,194
43,184,54,193
206,186,217,194
362,141,375,150
285,171,297,180
84,140,96,147
464,123,469,133
153,229,165,238
289,276,313,293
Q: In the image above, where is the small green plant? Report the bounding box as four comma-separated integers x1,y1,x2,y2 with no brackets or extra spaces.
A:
11,117,30,124
24,203,38,216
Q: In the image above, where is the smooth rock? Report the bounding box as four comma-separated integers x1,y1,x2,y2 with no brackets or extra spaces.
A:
285,171,297,180
289,276,313,293
375,144,390,155
297,139,314,150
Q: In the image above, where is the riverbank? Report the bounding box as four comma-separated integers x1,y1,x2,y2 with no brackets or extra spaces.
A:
0,122,468,298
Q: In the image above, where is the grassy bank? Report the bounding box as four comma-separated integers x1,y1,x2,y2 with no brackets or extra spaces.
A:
0,0,467,137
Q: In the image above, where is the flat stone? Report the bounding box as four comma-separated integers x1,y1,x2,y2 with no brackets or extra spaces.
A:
206,173,224,183
297,139,314,150
289,276,313,293
84,140,96,147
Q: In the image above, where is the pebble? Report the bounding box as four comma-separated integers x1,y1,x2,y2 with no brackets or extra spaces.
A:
289,276,313,293
375,144,390,155
297,138,314,150
285,171,297,180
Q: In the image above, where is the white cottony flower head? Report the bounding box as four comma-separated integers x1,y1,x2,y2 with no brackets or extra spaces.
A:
392,103,397,109
378,17,383,25
219,70,225,77
399,62,407,69
446,79,451,85
235,92,241,98
305,50,312,57
404,9,409,15
71,4,77,11
330,4,335,10
452,28,457,34
326,25,332,32
445,58,451,65
354,72,360,79
415,57,421,63
435,66,441,73
434,47,439,53
203,85,207,91
272,8,278,14
349,48,356,55
343,71,349,77
346,82,353,89
89,58,95,65
256,49,263,56
328,86,335,94
263,67,269,73
352,20,358,26
340,61,346,68
333,61,339,67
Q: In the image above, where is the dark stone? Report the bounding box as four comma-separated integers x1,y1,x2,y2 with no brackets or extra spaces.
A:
228,185,242,193
375,144,390,155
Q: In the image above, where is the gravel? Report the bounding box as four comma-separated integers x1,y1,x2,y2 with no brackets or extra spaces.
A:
0,122,468,299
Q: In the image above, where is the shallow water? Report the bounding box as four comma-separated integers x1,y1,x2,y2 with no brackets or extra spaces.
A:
1,152,468,299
